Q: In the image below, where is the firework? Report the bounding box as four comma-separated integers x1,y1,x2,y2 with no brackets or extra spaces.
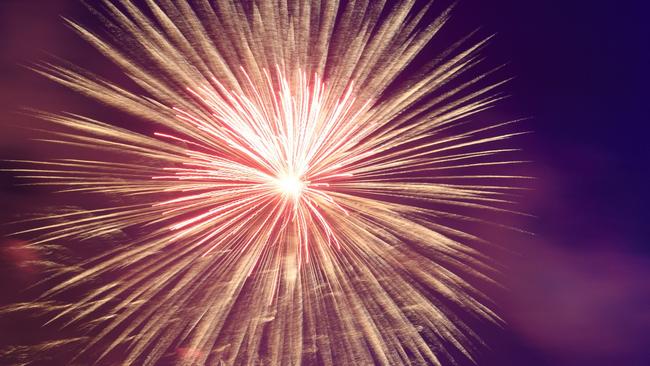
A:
2,0,525,365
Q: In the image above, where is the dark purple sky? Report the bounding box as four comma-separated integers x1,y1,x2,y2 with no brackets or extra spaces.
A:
1,1,649,365
464,2,650,365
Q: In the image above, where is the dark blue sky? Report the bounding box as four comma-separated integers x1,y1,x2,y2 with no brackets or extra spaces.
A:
461,1,650,365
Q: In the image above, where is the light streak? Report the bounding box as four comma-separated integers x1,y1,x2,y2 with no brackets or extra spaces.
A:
0,1,526,365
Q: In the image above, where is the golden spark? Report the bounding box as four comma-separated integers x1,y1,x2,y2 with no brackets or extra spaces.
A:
1,1,526,365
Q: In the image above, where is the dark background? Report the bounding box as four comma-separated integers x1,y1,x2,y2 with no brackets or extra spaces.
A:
1,1,649,365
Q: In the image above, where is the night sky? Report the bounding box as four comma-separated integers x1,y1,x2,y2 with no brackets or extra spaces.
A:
1,1,649,365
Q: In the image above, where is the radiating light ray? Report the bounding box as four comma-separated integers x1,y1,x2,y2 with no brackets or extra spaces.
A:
0,1,528,365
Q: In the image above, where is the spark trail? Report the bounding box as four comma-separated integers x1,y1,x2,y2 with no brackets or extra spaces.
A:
1,1,526,365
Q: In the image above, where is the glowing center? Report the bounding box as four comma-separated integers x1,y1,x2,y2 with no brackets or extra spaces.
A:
275,174,304,198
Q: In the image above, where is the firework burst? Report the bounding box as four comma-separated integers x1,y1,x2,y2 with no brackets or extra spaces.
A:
2,0,526,365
